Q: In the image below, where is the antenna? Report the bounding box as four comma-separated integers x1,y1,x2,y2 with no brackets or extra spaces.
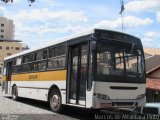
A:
119,0,125,32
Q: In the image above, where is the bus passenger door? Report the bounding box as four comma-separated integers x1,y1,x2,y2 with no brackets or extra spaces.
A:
67,43,88,106
5,61,13,94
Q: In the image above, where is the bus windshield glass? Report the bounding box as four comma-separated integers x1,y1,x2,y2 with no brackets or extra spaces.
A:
96,40,145,83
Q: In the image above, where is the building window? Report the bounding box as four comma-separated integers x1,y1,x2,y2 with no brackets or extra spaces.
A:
11,47,14,49
1,24,4,27
0,46,2,49
7,53,11,56
15,47,20,50
6,47,9,50
1,29,4,32
0,35,4,38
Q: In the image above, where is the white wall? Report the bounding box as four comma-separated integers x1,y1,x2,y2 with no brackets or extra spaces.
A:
0,17,14,40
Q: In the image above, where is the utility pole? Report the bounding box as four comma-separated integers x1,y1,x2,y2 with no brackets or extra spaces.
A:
119,0,125,32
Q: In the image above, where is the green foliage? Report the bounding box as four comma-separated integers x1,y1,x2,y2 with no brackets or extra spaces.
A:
1,0,13,3
1,0,35,3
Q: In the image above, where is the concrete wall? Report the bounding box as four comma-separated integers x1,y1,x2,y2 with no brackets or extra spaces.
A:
0,41,22,63
0,17,14,40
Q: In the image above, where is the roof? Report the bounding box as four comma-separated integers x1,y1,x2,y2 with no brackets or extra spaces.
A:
144,48,160,56
144,53,153,58
4,28,141,61
147,78,160,90
0,39,22,42
145,55,160,74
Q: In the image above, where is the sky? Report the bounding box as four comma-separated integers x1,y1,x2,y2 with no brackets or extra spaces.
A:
0,0,160,48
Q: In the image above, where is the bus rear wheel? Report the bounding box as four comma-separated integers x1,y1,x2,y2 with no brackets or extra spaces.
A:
12,86,18,101
49,89,63,113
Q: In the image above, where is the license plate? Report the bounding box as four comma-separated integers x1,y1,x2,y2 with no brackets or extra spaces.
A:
101,103,112,108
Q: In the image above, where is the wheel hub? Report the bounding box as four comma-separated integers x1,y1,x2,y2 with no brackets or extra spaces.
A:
51,95,60,109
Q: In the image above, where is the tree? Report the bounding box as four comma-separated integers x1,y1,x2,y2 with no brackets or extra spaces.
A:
1,0,35,3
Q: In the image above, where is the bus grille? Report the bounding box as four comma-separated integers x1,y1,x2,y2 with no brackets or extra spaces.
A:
113,102,137,107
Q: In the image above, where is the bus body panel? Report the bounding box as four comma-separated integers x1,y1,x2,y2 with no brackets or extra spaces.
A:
93,96,146,109
94,81,145,99
11,70,66,81
1,29,146,110
85,82,95,108
6,70,67,103
92,81,145,108
10,80,66,103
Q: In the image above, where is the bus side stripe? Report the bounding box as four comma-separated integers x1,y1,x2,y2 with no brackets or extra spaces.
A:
17,86,49,90
11,70,66,81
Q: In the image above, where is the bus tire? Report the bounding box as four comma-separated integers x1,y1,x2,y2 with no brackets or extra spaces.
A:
12,86,18,101
49,89,63,113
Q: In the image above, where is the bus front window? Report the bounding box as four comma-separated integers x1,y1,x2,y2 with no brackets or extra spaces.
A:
96,40,145,83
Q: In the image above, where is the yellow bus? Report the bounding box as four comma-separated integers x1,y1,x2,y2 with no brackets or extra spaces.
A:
2,29,146,113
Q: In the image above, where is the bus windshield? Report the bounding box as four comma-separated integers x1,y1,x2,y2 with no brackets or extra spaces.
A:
96,40,145,83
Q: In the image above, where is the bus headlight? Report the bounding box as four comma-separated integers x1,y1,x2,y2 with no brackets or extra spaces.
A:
136,94,145,99
96,93,110,100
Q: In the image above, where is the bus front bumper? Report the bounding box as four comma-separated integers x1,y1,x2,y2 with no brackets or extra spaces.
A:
93,96,146,109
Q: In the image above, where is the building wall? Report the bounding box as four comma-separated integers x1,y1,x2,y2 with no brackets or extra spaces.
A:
0,41,22,63
0,17,14,40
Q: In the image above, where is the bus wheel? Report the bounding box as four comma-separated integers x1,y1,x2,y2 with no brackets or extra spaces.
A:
12,86,18,101
49,89,63,113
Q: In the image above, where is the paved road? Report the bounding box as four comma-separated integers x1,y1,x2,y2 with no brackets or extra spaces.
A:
0,87,97,120
0,86,132,120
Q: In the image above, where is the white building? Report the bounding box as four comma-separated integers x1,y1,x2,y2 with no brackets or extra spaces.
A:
0,16,14,40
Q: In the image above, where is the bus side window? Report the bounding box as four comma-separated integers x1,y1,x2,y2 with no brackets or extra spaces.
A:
47,44,66,70
49,47,57,58
33,62,38,71
48,61,53,69
12,57,22,74
33,49,48,71
57,45,66,56
34,51,43,61
57,57,65,69
38,61,47,71
47,59,57,70
43,49,48,59
3,67,6,75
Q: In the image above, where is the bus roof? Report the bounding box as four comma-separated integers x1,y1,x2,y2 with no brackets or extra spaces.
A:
4,28,141,61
